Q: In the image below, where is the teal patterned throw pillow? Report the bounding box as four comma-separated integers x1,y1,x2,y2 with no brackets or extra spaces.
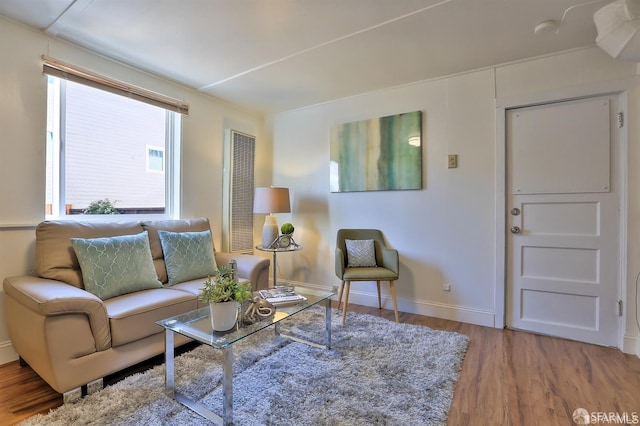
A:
158,229,217,285
71,231,163,300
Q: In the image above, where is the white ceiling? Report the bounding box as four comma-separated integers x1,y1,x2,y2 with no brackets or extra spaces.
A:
0,0,613,113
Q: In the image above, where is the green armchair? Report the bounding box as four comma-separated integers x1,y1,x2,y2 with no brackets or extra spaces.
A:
335,229,400,324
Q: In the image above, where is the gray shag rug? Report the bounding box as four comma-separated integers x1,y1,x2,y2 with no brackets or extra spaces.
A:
20,308,469,425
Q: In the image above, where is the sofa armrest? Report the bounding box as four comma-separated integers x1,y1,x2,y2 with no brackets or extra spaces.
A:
214,252,271,291
3,276,111,351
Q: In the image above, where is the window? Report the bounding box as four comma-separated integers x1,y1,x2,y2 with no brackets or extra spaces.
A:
45,76,181,218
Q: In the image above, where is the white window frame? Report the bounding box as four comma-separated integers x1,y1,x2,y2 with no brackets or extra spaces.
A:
46,77,181,221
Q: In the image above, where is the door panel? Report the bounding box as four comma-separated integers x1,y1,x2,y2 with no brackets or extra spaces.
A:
521,246,599,283
506,96,619,347
510,98,610,194
522,202,599,236
521,290,597,329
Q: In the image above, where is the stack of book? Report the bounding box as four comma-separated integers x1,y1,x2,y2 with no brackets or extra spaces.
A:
258,286,307,305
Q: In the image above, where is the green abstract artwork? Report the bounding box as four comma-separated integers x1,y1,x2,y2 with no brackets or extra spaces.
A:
330,111,422,192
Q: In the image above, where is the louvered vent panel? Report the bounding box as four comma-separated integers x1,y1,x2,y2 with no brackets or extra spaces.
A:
227,131,255,253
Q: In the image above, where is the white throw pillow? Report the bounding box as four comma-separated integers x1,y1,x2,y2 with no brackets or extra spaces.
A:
345,239,376,267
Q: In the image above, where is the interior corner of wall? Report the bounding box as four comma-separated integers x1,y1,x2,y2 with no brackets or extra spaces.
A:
0,340,18,365
622,329,640,356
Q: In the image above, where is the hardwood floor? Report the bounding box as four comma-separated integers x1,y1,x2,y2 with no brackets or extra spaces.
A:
1,304,639,425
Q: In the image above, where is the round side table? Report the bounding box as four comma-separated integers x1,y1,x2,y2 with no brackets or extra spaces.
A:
255,244,302,287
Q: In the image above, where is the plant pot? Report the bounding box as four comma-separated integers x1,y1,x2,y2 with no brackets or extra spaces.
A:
209,301,239,332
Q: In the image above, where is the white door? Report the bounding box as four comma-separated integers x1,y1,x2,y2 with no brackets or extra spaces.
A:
506,96,620,347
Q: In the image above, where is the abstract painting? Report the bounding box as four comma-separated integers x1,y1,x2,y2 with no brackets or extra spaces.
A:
330,111,422,192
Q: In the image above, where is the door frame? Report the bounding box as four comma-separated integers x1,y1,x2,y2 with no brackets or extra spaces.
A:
494,80,630,349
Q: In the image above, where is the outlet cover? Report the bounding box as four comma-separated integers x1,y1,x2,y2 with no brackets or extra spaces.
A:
443,283,451,291
448,154,458,168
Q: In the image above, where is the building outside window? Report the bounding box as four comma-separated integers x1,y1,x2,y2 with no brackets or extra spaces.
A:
45,76,180,217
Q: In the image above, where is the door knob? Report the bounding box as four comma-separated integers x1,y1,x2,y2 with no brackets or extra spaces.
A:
511,226,521,234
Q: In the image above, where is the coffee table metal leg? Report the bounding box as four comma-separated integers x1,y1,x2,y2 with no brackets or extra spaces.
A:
165,329,175,396
325,298,332,349
276,300,333,350
222,347,234,425
164,329,229,425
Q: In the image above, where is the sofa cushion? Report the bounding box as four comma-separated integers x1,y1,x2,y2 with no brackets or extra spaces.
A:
169,278,207,297
158,229,217,285
36,220,144,288
71,231,162,300
104,288,196,347
142,218,212,284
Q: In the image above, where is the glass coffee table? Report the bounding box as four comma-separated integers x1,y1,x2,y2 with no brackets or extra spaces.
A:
156,287,334,426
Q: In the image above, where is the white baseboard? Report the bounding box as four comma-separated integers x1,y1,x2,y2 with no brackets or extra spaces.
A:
280,280,495,328
407,299,495,327
622,333,640,356
0,339,18,365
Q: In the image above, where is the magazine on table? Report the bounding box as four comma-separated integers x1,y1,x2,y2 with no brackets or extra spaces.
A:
259,286,307,305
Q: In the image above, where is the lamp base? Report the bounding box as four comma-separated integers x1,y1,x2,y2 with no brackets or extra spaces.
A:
261,215,279,248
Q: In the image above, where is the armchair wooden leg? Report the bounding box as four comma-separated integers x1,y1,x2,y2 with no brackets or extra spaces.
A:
342,281,351,325
389,280,399,323
337,280,345,309
376,281,382,309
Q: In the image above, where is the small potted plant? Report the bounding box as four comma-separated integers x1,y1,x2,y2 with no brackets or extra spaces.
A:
199,265,252,331
281,222,294,235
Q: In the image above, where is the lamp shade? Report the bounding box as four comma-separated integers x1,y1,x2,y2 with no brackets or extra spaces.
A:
254,187,290,214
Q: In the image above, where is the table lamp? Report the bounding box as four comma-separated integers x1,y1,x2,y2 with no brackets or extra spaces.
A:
254,187,290,248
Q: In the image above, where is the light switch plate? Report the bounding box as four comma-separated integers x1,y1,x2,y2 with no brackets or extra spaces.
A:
448,154,458,168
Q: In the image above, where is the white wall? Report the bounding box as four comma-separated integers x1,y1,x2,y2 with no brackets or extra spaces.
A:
0,17,269,364
267,47,640,355
267,69,498,326
625,70,640,356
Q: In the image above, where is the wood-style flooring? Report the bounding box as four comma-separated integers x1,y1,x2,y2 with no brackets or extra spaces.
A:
1,303,639,425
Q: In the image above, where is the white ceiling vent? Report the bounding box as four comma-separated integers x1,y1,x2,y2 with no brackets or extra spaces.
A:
594,0,640,60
